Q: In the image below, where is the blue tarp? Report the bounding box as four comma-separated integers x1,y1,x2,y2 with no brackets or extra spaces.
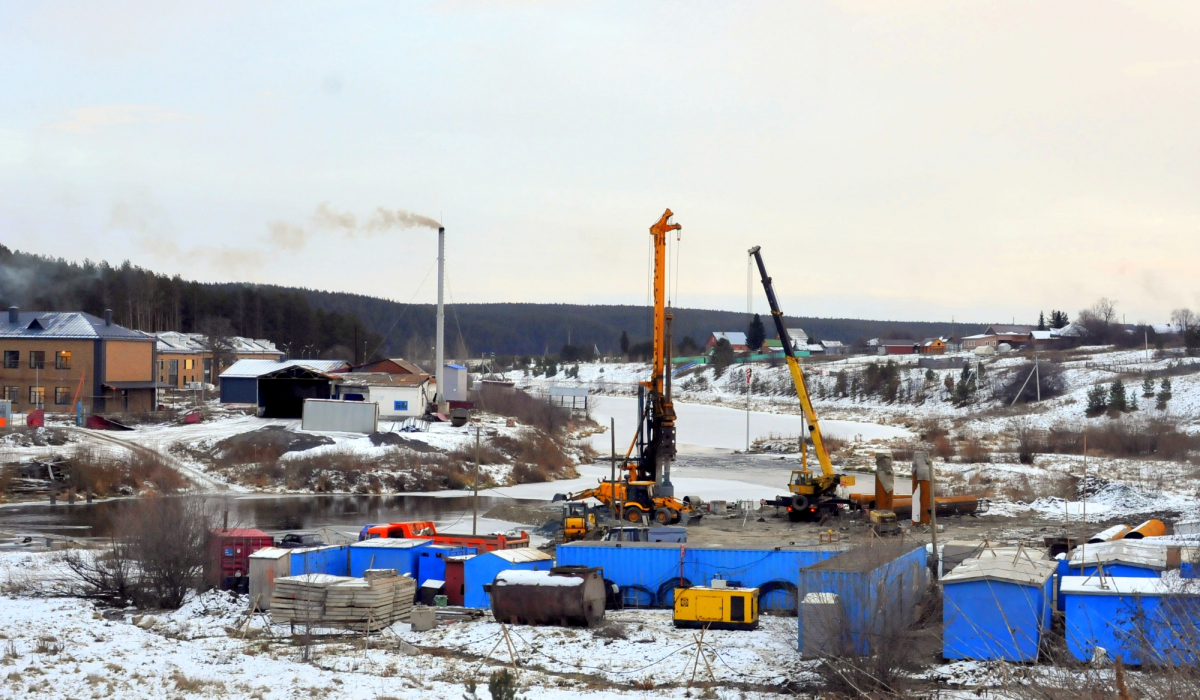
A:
555,542,845,610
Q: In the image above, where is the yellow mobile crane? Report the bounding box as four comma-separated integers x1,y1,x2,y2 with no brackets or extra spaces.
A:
749,246,855,522
554,210,704,525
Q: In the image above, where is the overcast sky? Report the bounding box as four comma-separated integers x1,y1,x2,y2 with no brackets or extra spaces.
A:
2,1,1198,325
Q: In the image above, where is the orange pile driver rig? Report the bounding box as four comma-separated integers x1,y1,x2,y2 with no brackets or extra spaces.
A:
554,210,703,525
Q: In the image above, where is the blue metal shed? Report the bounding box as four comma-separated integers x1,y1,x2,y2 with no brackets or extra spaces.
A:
941,554,1058,662
555,542,845,610
348,538,430,577
416,544,475,587
1062,576,1200,665
463,548,555,609
796,543,927,656
289,544,351,577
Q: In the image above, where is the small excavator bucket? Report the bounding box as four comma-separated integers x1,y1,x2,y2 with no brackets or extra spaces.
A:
551,493,567,502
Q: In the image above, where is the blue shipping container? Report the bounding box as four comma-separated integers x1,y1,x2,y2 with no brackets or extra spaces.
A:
1062,576,1200,665
796,544,927,656
289,544,350,577
555,542,845,610
348,538,431,577
417,544,474,586
941,558,1057,662
463,549,555,609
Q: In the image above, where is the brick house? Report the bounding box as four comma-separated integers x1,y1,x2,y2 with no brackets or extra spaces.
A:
705,332,749,353
153,332,284,388
962,324,1034,351
0,307,164,414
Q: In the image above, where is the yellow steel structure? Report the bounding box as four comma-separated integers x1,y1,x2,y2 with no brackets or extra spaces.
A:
749,246,854,521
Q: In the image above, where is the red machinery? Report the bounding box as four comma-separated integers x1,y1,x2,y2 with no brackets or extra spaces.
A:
358,520,529,552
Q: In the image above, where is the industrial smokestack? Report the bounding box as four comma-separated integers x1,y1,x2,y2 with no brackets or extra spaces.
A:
104,309,112,326
7,306,16,324
435,227,445,409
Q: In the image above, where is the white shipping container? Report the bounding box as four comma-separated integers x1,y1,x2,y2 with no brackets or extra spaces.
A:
302,399,379,433
248,547,291,610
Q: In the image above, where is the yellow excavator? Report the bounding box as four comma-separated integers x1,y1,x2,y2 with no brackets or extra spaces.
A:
749,246,856,522
553,481,703,525
560,501,599,542
554,210,703,526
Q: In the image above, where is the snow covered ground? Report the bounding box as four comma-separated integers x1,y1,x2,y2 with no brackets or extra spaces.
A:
0,550,800,700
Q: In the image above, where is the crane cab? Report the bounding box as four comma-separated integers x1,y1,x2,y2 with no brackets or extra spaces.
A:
674,583,759,631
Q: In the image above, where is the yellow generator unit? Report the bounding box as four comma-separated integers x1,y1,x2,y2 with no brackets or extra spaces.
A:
673,583,759,631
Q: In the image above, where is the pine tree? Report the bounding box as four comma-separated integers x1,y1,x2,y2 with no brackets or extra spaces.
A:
746,313,766,353
1107,380,1127,413
619,330,630,357
1129,394,1138,411
1085,385,1107,417
1142,376,1156,398
834,370,848,397
1156,377,1172,410
1037,311,1046,331
925,368,936,382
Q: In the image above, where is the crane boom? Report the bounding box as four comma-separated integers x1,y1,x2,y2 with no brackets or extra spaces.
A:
748,245,835,479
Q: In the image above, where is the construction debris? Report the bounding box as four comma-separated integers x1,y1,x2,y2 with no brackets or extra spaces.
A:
269,569,416,632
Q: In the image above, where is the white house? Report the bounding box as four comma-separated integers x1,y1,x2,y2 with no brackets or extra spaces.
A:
333,372,432,419
784,328,808,348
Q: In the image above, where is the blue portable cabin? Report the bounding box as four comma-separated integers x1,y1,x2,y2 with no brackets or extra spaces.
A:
1058,540,1168,611
796,543,927,656
1061,576,1200,665
289,544,351,577
348,538,431,577
462,548,556,609
941,554,1058,662
417,544,475,587
555,541,846,610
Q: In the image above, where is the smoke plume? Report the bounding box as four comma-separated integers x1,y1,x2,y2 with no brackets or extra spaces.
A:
267,203,440,251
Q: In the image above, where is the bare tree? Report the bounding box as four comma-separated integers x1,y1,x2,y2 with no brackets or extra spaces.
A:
1171,307,1194,331
197,316,238,383
403,334,430,363
1088,297,1118,325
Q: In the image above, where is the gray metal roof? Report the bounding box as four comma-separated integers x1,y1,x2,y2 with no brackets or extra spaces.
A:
940,552,1058,586
336,372,430,388
0,311,149,340
154,331,281,355
219,358,350,379
1068,540,1168,570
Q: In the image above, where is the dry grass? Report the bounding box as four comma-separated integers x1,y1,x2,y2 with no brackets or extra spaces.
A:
1012,417,1200,463
68,446,187,496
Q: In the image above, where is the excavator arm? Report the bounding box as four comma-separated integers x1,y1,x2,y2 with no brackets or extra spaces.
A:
748,246,836,479
552,487,602,503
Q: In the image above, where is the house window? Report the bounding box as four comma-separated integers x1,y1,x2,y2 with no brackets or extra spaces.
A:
3,351,16,369
159,360,165,370
3,386,17,402
55,387,70,405
29,351,45,369
56,351,71,369
184,358,194,370
29,386,44,406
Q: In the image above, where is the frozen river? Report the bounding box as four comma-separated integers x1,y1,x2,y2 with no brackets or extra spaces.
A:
587,395,912,455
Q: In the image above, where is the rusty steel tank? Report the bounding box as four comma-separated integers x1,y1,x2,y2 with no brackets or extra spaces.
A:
488,565,606,627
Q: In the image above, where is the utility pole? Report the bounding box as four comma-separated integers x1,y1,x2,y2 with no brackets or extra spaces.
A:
435,226,445,411
472,425,480,536
610,417,617,523
745,366,751,452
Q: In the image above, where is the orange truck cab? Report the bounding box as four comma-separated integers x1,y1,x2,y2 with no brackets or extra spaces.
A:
358,520,530,551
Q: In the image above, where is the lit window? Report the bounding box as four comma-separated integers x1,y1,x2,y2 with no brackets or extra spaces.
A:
3,386,17,402
29,386,44,405
56,351,71,369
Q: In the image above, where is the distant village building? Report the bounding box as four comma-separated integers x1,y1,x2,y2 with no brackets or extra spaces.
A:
219,359,350,417
153,332,284,388
919,338,947,355
820,340,847,355
705,332,749,353
782,328,808,348
0,307,165,413
333,372,432,418
877,339,919,355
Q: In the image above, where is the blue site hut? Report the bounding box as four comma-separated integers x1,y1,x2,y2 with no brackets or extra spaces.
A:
1061,576,1200,665
289,544,351,577
1067,541,1167,578
348,538,431,577
941,552,1058,662
463,548,555,608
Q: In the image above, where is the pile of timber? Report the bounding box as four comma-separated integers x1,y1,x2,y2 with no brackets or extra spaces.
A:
269,569,416,632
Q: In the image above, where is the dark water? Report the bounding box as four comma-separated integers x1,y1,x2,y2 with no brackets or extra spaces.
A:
0,494,518,541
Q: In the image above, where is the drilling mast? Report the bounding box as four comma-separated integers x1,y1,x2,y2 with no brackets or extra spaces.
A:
632,210,681,496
